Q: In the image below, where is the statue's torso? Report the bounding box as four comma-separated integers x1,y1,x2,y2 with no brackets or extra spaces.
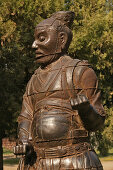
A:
26,56,88,147
18,56,103,170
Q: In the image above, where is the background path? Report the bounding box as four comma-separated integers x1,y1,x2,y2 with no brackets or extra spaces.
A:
101,161,113,170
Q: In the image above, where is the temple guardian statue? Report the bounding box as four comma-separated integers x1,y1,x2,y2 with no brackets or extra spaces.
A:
14,11,105,170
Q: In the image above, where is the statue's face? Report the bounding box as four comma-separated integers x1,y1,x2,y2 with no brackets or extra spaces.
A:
32,26,62,65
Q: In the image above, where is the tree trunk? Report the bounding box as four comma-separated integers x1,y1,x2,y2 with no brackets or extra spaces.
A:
0,137,3,170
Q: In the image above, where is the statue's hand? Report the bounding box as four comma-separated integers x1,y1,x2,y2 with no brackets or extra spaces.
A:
70,94,90,111
13,140,28,155
13,144,27,155
14,140,37,165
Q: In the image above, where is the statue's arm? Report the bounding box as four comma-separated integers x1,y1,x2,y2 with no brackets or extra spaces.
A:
71,65,105,131
18,93,33,145
14,79,34,155
14,77,37,165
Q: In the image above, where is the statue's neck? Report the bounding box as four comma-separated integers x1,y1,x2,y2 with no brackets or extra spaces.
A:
40,54,72,71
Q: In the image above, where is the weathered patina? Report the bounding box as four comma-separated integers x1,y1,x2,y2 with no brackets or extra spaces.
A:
14,11,105,170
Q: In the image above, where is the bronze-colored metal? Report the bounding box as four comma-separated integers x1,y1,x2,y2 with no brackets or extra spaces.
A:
14,11,105,170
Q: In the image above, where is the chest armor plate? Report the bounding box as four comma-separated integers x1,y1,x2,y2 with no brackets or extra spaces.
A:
30,58,85,143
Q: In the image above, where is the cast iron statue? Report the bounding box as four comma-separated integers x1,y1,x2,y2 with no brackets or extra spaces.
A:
14,11,105,170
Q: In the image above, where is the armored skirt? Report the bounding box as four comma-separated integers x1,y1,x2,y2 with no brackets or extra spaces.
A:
18,146,103,170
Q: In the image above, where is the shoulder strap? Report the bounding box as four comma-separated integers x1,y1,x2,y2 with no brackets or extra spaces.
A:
61,59,81,99
65,59,81,90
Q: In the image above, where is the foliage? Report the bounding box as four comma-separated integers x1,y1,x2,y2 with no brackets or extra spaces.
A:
0,0,113,157
67,1,113,155
102,107,113,147
68,0,113,108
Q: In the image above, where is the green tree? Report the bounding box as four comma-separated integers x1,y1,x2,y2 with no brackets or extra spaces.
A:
67,0,113,155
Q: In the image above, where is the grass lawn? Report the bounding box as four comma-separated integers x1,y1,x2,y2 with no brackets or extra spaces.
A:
99,148,113,161
4,158,20,165
3,148,19,165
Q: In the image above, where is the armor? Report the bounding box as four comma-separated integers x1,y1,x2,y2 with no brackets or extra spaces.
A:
14,11,105,170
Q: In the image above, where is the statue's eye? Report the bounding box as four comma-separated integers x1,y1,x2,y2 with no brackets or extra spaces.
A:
39,35,45,42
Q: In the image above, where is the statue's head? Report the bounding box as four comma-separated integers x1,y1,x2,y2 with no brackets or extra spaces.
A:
32,11,75,67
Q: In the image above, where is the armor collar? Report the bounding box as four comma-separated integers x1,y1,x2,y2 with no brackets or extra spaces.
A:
39,55,73,72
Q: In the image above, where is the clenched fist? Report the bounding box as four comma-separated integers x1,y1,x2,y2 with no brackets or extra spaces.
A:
13,139,33,155
14,140,37,166
70,94,90,111
13,140,28,155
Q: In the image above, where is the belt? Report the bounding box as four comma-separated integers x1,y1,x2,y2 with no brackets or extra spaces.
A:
32,129,89,144
35,142,92,159
35,98,73,112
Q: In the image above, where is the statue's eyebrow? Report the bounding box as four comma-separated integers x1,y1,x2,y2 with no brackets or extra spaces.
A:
34,29,46,37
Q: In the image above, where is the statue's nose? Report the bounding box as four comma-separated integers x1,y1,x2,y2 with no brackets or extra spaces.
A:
32,41,38,48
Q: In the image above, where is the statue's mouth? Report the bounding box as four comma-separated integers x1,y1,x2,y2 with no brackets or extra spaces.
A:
35,52,61,61
35,53,52,59
35,52,44,59
35,56,43,60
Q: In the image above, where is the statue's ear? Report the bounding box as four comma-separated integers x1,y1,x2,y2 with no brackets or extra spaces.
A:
59,32,68,50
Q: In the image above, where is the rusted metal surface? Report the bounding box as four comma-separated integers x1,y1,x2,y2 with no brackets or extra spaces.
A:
14,11,105,169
